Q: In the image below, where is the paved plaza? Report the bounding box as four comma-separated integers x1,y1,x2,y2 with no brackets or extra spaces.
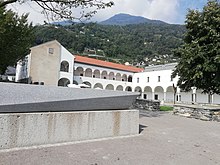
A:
0,111,220,165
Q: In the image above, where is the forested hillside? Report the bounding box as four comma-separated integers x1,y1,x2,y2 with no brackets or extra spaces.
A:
34,22,185,66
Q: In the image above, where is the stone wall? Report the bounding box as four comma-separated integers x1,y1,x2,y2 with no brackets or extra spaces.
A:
133,99,160,111
173,105,220,122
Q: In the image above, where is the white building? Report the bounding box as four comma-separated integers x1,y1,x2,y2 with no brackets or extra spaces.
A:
16,40,220,105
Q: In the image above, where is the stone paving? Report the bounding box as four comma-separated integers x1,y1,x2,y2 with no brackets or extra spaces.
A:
0,111,220,165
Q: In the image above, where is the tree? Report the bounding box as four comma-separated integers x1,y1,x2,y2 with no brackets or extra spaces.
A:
172,0,220,95
0,7,34,74
0,0,114,21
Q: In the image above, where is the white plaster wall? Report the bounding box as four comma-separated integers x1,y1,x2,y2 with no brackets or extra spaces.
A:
213,94,220,104
0,110,139,150
59,46,75,84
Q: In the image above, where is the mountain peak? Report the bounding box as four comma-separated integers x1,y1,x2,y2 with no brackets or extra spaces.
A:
99,13,166,25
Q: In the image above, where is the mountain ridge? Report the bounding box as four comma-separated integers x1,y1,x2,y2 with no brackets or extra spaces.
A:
99,13,167,25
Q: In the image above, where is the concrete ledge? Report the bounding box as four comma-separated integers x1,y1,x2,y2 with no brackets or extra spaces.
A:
0,110,139,150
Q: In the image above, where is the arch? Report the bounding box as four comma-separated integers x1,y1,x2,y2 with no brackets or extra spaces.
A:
105,84,114,90
85,68,92,77
83,81,92,88
166,86,174,102
116,85,123,91
135,86,142,93
60,61,69,72
196,89,209,104
166,86,174,92
116,73,121,81
101,71,108,79
58,78,70,87
143,86,152,100
122,74,127,81
93,69,100,78
74,67,84,76
125,86,132,92
94,83,103,89
144,86,152,92
154,86,164,101
109,72,114,80
128,75,133,82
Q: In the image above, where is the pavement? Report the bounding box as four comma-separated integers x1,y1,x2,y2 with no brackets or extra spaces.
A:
0,111,220,165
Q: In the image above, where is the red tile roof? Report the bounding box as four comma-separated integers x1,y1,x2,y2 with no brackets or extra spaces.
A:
74,55,143,73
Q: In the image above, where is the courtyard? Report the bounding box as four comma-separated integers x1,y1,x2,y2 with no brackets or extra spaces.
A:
0,111,219,165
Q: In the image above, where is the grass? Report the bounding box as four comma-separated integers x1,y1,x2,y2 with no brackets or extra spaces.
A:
160,106,173,111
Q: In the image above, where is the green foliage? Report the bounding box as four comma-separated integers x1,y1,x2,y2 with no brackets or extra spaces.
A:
0,7,34,74
34,22,185,64
160,106,173,111
172,0,220,94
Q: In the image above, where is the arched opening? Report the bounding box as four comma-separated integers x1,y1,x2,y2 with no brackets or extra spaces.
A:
135,86,142,92
116,73,121,81
154,86,164,101
128,75,133,82
58,78,70,87
105,84,114,90
122,74,127,81
93,69,100,78
116,85,123,91
74,67,84,76
166,86,174,102
125,86,132,92
60,61,69,72
85,68,92,77
144,86,152,100
93,83,103,89
109,72,114,80
101,71,108,79
82,81,92,88
196,89,209,104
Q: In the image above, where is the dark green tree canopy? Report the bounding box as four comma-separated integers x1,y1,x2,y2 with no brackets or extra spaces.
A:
172,0,220,94
0,7,34,74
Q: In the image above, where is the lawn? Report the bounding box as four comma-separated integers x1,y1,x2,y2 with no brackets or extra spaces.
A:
160,105,173,111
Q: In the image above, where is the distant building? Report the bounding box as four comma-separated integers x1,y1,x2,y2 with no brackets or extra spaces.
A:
16,40,220,105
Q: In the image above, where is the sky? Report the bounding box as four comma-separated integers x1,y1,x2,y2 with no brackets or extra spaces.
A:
8,0,208,25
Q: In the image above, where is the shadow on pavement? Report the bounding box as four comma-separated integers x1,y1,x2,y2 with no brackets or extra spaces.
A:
139,124,148,134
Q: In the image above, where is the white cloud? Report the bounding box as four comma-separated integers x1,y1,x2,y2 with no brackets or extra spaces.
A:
7,0,184,24
92,0,180,23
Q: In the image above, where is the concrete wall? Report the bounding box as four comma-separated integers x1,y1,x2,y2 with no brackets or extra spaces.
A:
0,110,139,150
29,41,61,86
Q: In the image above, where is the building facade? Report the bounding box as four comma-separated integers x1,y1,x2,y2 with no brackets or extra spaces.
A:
16,40,220,105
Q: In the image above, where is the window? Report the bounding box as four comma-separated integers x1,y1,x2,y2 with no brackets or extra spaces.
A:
48,48,54,54
80,73,83,76
60,61,69,72
143,94,147,99
158,76,160,82
137,78,139,83
171,76,173,81
147,77,149,82
93,75,95,78
154,94,158,100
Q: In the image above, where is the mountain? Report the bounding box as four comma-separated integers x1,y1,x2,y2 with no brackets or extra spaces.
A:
99,13,166,25
34,22,185,65
51,20,75,26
